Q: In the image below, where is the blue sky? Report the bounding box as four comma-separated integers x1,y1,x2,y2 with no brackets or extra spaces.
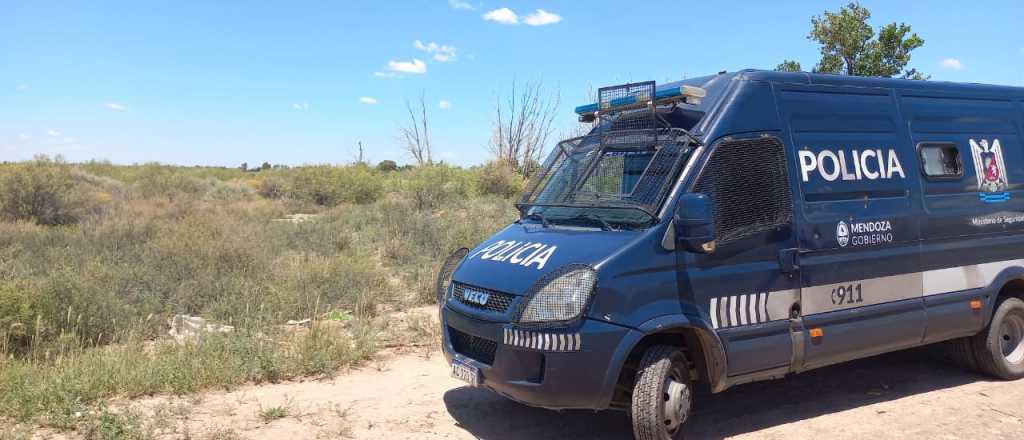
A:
2,0,1022,167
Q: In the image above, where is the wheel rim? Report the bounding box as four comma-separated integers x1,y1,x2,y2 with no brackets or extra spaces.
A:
1000,312,1024,365
661,366,690,435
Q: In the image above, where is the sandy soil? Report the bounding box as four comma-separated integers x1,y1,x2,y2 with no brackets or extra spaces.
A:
43,342,1018,439
27,306,1023,440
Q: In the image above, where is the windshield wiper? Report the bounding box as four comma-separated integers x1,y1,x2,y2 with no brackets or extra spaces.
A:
519,212,550,228
563,213,616,231
514,202,657,224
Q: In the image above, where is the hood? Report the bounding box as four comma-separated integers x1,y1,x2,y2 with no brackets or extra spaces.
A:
452,223,643,296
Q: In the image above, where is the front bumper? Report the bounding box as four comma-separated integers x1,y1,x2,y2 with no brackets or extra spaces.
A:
441,305,636,410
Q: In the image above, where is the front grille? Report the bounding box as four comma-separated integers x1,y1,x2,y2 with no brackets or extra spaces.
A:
451,282,515,314
449,327,497,365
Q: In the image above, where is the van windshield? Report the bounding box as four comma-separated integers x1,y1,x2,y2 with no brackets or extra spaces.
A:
517,128,696,229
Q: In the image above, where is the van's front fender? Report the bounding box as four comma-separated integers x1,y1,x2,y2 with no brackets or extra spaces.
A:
636,314,729,393
598,314,729,405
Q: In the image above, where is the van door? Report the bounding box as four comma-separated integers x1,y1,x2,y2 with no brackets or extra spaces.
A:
681,134,802,377
778,84,926,370
901,95,1024,344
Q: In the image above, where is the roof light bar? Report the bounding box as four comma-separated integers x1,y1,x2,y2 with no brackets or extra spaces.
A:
574,85,707,116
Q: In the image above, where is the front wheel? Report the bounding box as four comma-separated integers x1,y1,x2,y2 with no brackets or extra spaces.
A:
972,297,1024,380
630,345,692,440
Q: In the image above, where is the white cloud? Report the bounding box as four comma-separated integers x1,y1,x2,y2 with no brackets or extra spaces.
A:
374,71,399,78
524,9,562,26
939,58,963,70
17,133,31,141
414,40,457,62
63,137,76,144
387,58,427,74
360,97,378,105
292,103,310,110
439,100,451,110
448,0,474,10
47,129,61,137
16,84,29,91
483,8,518,24
103,102,127,111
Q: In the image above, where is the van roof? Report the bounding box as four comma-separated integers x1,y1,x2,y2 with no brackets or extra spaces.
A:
660,69,1024,97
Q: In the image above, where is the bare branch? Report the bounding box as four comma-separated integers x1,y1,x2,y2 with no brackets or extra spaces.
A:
488,79,559,176
399,92,433,165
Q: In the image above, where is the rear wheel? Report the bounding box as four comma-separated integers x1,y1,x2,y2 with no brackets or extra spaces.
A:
971,297,1024,380
630,345,692,440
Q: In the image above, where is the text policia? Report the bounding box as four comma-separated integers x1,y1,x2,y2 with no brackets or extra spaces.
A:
799,148,906,182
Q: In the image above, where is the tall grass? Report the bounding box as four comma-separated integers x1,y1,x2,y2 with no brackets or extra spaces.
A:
0,157,520,428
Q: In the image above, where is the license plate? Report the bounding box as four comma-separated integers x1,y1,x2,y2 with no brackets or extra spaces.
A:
451,358,481,387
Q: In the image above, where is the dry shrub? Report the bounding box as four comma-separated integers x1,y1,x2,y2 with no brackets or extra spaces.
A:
475,161,526,198
288,164,383,206
255,173,288,199
0,159,525,427
0,156,106,225
399,164,476,211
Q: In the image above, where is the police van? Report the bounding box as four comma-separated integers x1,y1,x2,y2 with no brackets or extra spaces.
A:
437,70,1024,439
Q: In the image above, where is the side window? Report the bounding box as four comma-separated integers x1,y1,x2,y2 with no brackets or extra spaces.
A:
694,137,794,244
919,143,963,179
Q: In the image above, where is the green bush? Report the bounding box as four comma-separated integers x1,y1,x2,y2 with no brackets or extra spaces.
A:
376,160,398,172
288,165,383,206
0,156,94,225
0,279,52,353
475,161,526,198
399,165,475,211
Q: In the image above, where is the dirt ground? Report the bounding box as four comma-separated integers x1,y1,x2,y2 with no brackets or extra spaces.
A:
39,343,1019,439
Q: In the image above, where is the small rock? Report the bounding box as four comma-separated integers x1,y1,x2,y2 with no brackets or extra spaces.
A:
168,315,234,341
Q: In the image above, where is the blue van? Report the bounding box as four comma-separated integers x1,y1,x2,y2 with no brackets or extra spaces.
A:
437,70,1024,439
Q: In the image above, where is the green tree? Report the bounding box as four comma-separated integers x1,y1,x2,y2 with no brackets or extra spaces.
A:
376,160,398,172
776,2,925,79
775,60,803,72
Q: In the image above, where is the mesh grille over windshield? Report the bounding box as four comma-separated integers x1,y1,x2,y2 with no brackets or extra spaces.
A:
518,128,693,216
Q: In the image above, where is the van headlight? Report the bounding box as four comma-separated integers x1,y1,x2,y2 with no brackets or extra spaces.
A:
519,267,597,323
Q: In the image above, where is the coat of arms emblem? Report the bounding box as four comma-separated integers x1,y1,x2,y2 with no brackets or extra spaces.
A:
970,139,1010,202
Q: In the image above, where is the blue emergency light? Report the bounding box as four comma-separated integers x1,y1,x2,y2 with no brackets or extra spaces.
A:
574,85,707,116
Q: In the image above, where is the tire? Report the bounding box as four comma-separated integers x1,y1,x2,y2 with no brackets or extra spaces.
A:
630,345,692,440
946,336,979,372
435,248,469,304
970,297,1024,380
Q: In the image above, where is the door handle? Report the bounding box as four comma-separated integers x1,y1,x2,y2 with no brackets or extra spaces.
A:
778,248,800,276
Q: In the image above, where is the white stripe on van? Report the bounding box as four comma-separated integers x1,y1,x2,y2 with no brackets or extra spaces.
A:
738,295,748,325
708,258,1024,330
801,271,923,315
749,294,758,325
728,295,739,328
921,259,1024,296
709,298,720,329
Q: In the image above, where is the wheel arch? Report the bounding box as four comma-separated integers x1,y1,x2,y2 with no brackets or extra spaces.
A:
606,315,728,408
984,267,1024,326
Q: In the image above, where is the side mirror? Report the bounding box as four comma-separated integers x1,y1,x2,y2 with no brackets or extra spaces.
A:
674,193,717,254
